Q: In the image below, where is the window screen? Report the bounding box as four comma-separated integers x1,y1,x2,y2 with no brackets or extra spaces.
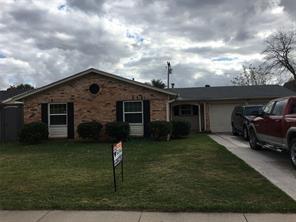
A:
180,105,192,115
124,113,143,123
50,115,67,125
50,104,67,114
49,104,67,126
123,101,143,124
124,102,142,112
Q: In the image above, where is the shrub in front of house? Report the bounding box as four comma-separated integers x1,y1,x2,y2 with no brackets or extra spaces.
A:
171,120,191,138
19,122,48,144
105,122,130,141
149,121,172,141
77,121,103,141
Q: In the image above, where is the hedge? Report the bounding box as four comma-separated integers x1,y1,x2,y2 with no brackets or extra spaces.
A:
149,121,172,141
105,122,130,141
77,121,103,141
19,122,48,144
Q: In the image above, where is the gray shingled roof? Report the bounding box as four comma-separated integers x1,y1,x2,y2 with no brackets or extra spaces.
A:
0,89,33,102
170,85,296,101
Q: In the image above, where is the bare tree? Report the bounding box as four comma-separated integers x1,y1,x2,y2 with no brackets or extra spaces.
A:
231,64,269,86
262,30,296,80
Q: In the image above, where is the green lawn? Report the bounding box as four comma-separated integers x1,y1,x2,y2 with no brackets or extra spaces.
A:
0,134,295,212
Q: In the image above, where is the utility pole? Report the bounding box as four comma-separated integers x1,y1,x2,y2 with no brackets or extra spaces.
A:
167,61,172,88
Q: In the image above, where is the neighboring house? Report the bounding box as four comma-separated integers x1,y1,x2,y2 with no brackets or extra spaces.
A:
170,85,296,133
2,68,296,140
3,68,176,139
0,88,32,102
284,80,296,92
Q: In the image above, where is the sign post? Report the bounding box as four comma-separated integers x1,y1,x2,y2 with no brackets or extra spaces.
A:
111,141,123,192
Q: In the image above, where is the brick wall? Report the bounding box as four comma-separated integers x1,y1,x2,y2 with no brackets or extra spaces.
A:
22,72,170,138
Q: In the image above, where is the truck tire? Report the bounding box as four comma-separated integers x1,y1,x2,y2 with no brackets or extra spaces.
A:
249,128,261,150
243,125,249,140
290,139,296,169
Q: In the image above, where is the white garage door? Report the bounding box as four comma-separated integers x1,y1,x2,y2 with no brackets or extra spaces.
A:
209,103,239,132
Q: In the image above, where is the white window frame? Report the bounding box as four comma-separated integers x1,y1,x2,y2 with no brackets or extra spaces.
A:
48,103,68,126
123,101,143,125
180,105,193,116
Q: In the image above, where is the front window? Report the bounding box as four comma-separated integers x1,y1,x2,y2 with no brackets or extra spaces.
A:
173,105,199,116
123,101,143,124
49,104,67,125
180,105,192,115
290,103,296,114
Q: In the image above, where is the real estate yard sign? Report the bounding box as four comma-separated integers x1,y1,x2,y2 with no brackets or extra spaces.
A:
112,141,123,192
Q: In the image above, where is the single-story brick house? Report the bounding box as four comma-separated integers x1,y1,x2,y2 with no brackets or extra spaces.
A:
3,68,296,139
3,68,177,138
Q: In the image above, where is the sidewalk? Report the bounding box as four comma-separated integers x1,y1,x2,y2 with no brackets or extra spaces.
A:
1,211,296,222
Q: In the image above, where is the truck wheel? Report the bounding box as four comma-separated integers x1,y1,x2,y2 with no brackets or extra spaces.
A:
290,139,296,169
249,128,261,150
243,126,249,140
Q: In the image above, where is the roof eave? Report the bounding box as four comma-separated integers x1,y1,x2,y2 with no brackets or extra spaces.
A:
5,68,177,102
175,95,285,102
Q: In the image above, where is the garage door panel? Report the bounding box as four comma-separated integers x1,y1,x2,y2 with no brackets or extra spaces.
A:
209,103,239,132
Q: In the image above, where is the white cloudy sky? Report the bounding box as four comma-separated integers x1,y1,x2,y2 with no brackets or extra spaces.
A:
0,0,295,89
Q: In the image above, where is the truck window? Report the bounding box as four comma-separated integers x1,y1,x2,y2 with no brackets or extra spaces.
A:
263,101,274,114
271,100,287,116
290,103,296,114
244,106,262,116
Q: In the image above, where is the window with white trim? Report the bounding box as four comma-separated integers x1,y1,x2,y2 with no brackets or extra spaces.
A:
174,105,199,116
180,105,192,115
49,104,67,125
123,101,143,124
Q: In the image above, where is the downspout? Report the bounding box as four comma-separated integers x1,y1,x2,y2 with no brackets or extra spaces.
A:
198,104,201,132
166,96,176,121
203,102,207,131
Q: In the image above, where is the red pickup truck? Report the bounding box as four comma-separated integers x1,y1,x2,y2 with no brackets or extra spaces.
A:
248,96,296,169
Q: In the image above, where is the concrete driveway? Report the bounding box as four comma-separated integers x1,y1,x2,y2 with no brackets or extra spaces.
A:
209,134,296,201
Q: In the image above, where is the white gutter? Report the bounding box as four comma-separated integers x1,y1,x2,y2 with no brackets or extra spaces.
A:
166,98,176,121
197,104,202,132
203,102,207,131
1,101,24,105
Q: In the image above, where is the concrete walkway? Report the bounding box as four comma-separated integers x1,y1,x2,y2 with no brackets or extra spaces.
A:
209,134,296,201
1,211,296,222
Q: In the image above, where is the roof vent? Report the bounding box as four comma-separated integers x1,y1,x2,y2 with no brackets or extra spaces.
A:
205,84,210,87
171,83,175,88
